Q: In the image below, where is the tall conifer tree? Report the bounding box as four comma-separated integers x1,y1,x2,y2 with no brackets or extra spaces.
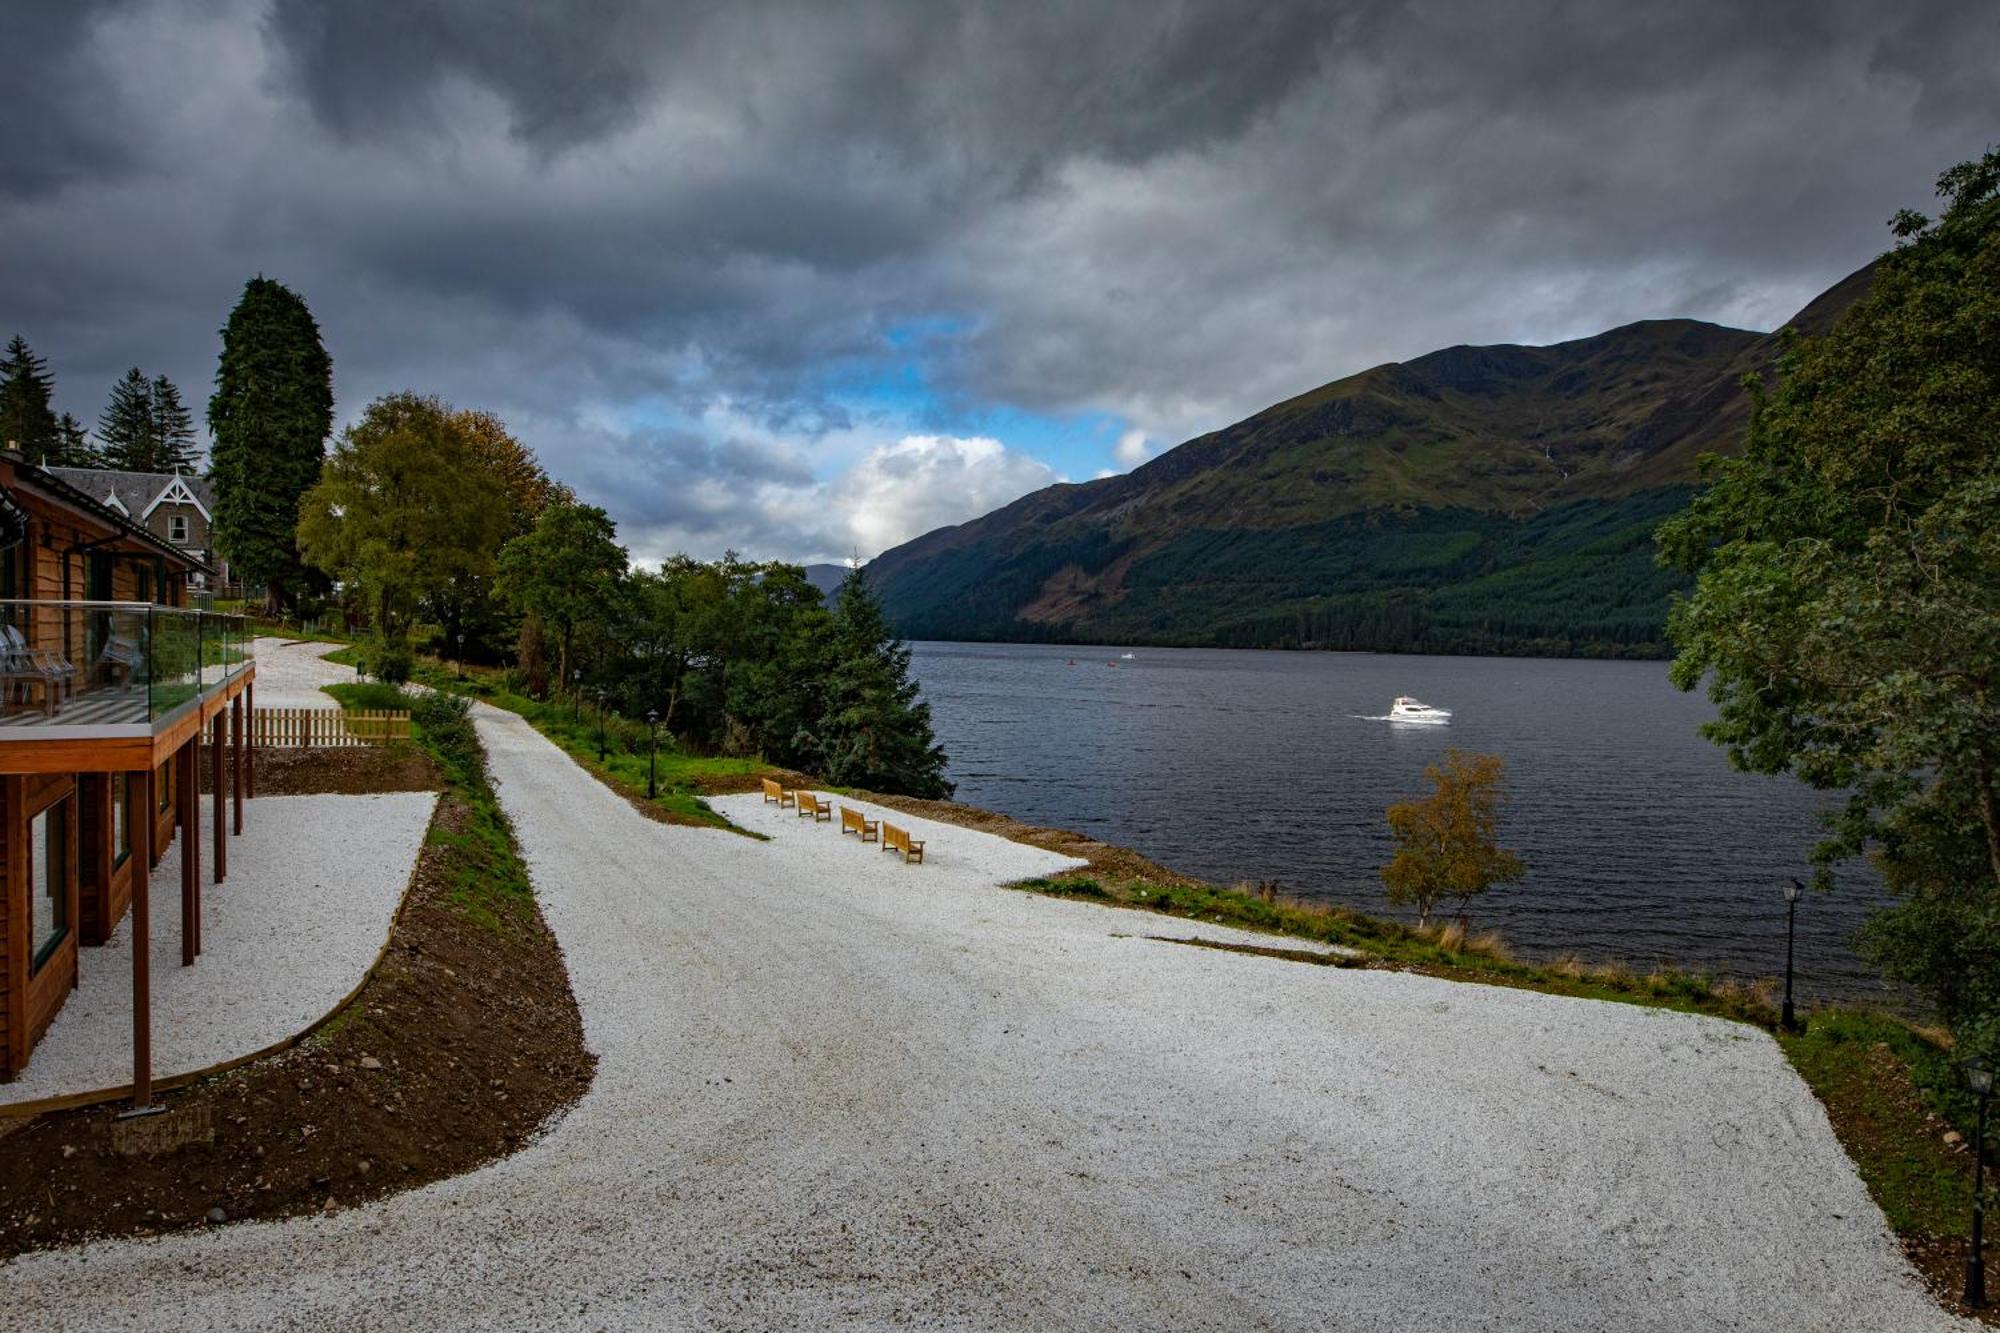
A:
0,335,60,460
207,277,333,614
52,413,97,466
98,367,155,468
816,568,953,797
149,374,199,471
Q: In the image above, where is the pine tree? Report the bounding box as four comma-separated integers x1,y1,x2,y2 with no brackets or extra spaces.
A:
98,367,156,469
149,374,199,471
816,568,953,797
52,413,98,466
208,277,334,615
0,335,60,460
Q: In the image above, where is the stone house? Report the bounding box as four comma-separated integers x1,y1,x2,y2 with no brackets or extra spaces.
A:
45,468,230,589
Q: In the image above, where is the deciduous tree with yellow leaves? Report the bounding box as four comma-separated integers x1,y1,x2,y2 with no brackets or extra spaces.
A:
1381,749,1526,928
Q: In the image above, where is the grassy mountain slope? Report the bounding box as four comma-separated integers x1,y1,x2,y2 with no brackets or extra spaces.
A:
869,264,1874,657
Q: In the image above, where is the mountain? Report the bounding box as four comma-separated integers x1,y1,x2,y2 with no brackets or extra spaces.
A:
802,563,852,599
868,263,1875,658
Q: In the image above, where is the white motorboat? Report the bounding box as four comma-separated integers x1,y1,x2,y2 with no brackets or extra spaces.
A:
1388,696,1451,725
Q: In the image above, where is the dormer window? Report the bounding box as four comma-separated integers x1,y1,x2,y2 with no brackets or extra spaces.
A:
168,514,189,545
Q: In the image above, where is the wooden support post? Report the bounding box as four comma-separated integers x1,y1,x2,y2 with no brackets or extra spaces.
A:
245,680,255,798
178,738,199,964
232,692,244,835
212,709,226,884
129,766,155,1111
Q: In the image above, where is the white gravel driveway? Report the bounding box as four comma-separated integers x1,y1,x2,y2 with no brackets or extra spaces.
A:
247,636,352,707
3,705,1965,1330
1,792,437,1106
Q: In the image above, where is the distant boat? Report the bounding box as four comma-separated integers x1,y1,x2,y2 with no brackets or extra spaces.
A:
1119,652,1135,660
1388,696,1451,725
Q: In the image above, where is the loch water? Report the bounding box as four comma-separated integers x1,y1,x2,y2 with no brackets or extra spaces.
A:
908,641,1899,1007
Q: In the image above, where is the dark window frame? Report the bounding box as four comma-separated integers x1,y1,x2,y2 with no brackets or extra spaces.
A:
29,795,72,975
112,772,133,869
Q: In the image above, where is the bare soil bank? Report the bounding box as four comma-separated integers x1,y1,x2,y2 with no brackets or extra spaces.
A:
0,748,594,1257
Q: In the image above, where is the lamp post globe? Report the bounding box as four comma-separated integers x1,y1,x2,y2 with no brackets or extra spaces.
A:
1781,878,1804,1034
1966,1055,1993,1308
646,708,660,800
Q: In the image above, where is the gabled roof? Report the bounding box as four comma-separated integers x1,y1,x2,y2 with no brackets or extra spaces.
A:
0,454,214,573
44,467,215,524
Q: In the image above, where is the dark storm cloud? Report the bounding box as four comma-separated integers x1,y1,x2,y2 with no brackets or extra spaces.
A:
0,0,1994,562
0,1,135,194
267,0,1342,174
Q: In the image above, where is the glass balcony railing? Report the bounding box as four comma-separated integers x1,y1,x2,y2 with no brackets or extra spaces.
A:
0,600,253,731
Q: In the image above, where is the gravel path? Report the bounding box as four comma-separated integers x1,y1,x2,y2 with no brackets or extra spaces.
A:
1,792,437,1106
247,636,350,707
3,705,1965,1330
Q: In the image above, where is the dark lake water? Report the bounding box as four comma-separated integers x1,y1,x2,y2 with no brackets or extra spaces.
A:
908,641,1900,1008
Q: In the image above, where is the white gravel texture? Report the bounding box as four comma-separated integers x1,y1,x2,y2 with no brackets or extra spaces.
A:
1,791,438,1106
2,706,1967,1330
246,635,351,707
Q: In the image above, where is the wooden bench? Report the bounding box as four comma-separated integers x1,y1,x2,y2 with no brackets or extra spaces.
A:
840,805,879,842
796,791,833,823
881,822,926,864
761,777,794,807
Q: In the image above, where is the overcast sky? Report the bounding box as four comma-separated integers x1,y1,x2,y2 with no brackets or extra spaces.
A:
2,1,1993,565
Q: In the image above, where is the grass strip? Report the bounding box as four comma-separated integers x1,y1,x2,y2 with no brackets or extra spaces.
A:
323,682,536,933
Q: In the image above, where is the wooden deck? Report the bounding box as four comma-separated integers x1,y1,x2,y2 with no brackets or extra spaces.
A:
0,662,253,732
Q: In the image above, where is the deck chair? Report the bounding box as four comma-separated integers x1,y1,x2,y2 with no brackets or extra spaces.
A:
0,628,61,716
2,623,71,714
96,630,144,688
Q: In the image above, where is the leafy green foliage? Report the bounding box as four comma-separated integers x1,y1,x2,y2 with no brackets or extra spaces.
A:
494,502,627,691
207,277,333,613
1659,150,2000,1056
298,392,512,656
0,334,60,461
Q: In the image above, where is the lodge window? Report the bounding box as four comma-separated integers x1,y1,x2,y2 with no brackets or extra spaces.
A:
112,772,132,867
29,798,71,973
167,514,189,545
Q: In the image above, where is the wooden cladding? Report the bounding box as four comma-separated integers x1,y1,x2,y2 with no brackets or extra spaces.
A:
249,707,410,749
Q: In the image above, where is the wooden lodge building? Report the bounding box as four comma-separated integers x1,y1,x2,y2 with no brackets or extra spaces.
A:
0,452,255,1101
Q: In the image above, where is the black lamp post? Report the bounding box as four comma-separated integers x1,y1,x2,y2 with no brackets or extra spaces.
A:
455,631,465,681
595,688,607,763
645,709,659,799
571,668,582,722
1966,1054,1993,1308
1781,878,1804,1034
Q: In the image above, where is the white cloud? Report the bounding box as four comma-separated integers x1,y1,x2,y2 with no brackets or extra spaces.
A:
836,435,1056,557
606,425,1059,567
1112,428,1154,468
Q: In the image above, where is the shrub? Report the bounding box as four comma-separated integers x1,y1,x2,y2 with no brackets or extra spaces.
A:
411,690,479,778
374,643,414,684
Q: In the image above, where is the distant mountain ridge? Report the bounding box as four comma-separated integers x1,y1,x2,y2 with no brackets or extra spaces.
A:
802,563,852,599
866,263,1874,658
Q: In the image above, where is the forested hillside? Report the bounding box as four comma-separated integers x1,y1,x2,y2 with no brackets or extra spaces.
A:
868,264,1873,657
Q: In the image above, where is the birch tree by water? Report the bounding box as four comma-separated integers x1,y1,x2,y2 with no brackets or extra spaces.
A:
1381,749,1527,928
